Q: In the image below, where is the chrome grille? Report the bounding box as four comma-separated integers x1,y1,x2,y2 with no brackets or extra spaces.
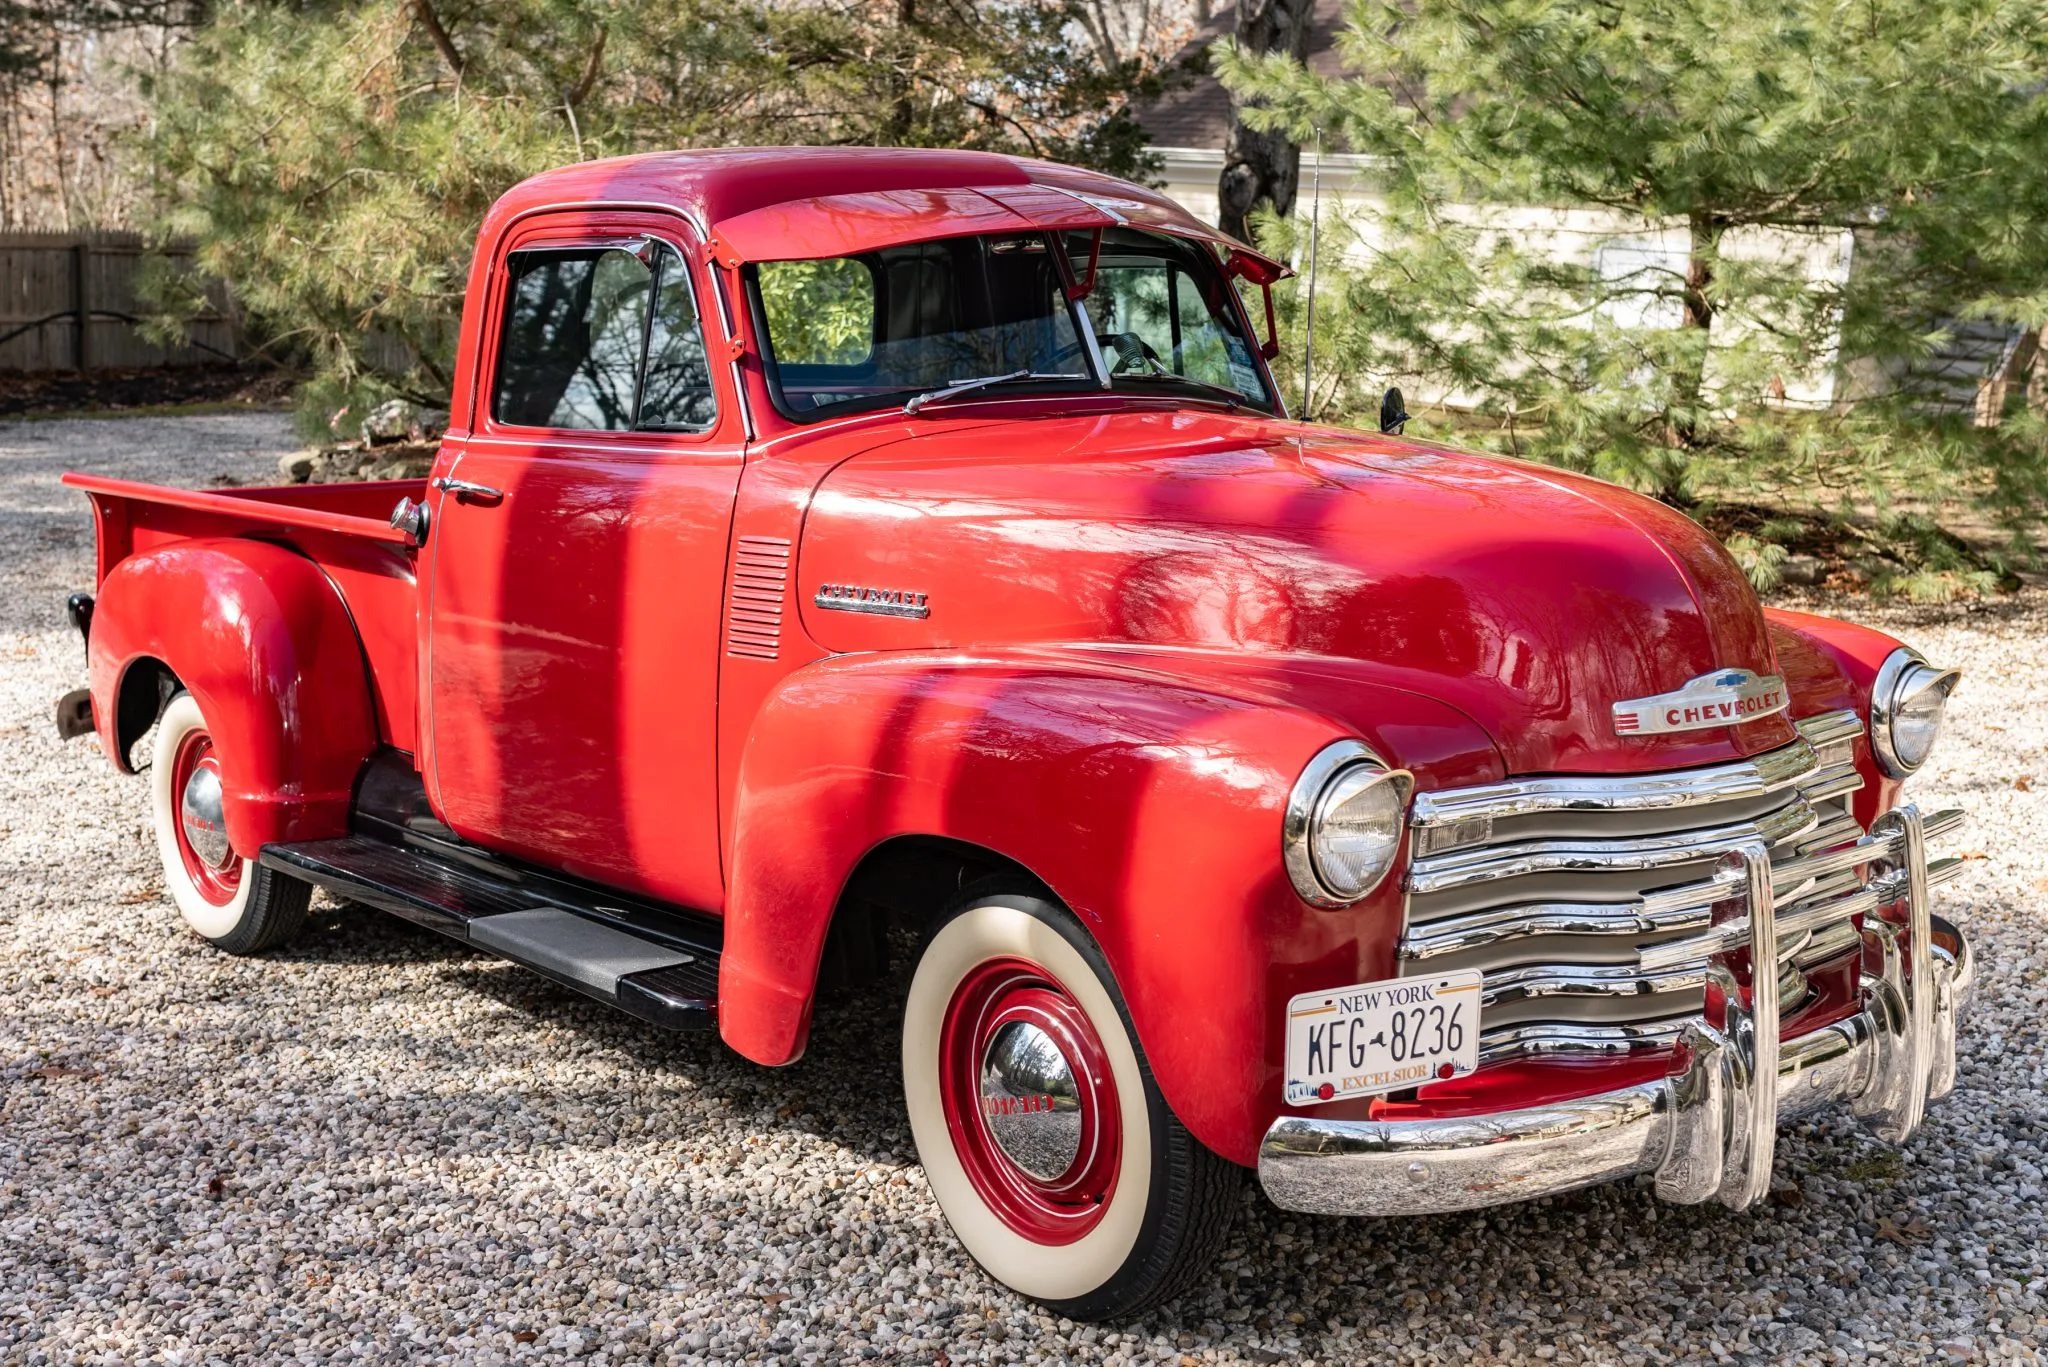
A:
1401,711,1966,1067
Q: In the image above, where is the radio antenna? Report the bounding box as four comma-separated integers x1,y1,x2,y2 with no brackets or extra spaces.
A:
1300,128,1323,420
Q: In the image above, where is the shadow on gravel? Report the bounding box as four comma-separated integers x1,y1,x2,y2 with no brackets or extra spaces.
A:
213,897,2005,1354
277,902,923,1166
267,899,492,967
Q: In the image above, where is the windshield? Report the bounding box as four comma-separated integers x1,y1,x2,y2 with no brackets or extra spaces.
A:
749,227,1273,421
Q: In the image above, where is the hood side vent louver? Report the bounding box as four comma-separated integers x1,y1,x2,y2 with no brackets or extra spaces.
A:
727,535,792,660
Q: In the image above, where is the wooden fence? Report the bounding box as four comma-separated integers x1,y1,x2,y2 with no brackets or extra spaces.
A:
0,231,242,371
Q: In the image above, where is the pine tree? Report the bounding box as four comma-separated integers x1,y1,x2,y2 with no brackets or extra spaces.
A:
137,0,1164,429
1217,0,2048,583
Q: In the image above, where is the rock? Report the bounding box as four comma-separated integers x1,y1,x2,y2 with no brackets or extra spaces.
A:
361,400,450,446
1780,553,1826,586
360,398,417,445
278,451,317,483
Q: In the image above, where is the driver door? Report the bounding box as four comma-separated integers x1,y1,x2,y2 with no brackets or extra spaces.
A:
424,215,741,912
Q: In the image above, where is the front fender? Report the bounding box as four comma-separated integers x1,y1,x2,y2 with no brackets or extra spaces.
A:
718,646,1500,1167
1766,608,1906,825
88,538,379,857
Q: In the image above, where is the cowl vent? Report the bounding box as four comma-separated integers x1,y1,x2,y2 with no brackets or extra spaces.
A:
726,535,791,659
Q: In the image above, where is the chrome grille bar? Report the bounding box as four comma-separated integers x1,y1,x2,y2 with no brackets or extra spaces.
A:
1478,1017,1692,1065
1410,709,1860,830
1635,810,1963,971
1407,798,1823,897
1404,807,1865,962
1402,864,1867,966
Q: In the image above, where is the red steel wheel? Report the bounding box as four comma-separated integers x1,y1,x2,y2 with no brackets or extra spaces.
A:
904,887,1240,1320
166,725,241,908
936,957,1123,1245
150,692,309,953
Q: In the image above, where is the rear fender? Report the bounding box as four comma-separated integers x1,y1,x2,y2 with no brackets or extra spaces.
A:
88,538,379,857
719,646,1497,1166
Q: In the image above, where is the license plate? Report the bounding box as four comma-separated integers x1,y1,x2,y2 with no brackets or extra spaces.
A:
1284,970,1481,1105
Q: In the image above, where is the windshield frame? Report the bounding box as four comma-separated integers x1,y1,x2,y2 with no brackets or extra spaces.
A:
743,227,1281,426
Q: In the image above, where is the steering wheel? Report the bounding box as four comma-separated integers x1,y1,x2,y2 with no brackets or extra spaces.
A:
1101,332,1168,376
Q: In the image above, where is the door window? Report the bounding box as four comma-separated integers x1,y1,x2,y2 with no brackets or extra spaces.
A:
492,240,717,432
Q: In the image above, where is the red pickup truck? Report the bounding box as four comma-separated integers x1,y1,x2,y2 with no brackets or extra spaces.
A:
57,147,1974,1319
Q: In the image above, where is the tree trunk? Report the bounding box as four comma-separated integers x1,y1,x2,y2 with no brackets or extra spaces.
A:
880,0,918,144
411,0,465,77
2025,324,2048,419
1216,0,1312,245
1671,212,1722,445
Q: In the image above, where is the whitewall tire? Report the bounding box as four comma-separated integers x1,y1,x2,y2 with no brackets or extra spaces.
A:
150,692,309,954
903,887,1240,1319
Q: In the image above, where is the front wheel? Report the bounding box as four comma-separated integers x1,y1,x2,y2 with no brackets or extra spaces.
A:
150,692,309,954
903,888,1240,1320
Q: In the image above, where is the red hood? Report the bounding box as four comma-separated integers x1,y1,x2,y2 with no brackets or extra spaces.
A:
794,407,1794,775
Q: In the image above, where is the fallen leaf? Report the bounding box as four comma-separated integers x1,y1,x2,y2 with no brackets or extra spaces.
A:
2016,775,2034,792
118,886,163,904
206,1176,225,1199
1958,851,1990,861
1876,1214,1934,1244
30,1064,91,1080
760,1292,790,1307
89,986,116,998
513,1331,537,1344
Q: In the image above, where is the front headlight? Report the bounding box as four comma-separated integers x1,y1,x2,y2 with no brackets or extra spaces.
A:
1284,741,1415,906
1871,648,1962,777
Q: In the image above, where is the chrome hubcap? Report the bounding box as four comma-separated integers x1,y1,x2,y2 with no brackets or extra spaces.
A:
179,762,233,869
979,1020,1084,1182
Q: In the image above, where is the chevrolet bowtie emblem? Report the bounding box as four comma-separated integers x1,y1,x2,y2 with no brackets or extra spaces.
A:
1613,668,1788,736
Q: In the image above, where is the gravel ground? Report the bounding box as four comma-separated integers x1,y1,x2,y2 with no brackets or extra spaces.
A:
1,412,2043,1365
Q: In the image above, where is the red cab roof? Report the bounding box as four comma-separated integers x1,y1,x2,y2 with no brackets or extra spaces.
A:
487,147,1291,279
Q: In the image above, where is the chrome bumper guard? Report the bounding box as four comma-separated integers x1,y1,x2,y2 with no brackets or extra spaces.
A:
1259,803,1975,1216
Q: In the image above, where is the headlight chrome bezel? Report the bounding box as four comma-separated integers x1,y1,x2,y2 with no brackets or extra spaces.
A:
1283,740,1415,907
1870,647,1962,778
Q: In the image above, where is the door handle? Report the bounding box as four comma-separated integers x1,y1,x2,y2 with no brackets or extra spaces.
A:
432,476,505,504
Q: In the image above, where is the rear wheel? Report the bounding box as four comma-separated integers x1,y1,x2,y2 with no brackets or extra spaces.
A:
150,692,309,954
902,887,1239,1320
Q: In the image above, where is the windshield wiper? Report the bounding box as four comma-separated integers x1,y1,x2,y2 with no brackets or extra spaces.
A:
903,370,1086,416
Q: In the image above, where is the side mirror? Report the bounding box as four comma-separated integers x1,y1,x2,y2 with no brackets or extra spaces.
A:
1379,386,1410,435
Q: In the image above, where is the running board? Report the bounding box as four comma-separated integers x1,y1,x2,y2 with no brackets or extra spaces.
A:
260,833,721,1031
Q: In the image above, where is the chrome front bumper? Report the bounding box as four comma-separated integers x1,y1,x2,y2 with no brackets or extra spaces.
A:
1259,804,1975,1216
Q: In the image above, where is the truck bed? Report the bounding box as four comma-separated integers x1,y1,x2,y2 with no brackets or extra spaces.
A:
61,473,423,575
64,471,427,751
